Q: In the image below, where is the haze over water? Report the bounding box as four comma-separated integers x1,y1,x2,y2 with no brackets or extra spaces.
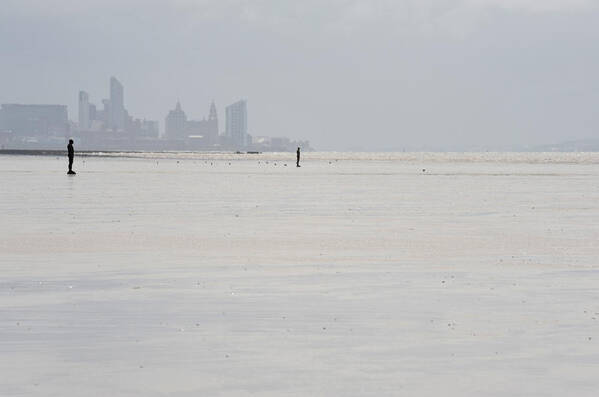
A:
2,152,599,396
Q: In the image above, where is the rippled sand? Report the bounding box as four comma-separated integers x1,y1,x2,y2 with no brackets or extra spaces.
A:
1,153,598,396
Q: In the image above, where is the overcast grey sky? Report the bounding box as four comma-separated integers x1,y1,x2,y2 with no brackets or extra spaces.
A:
1,0,598,150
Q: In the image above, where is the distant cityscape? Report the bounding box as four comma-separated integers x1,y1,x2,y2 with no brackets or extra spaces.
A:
0,76,312,152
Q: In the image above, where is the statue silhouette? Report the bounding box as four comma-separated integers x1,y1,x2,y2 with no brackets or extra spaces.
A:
67,139,76,175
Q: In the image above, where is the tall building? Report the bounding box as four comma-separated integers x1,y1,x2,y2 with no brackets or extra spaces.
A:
101,99,111,127
89,103,97,123
165,101,187,139
78,91,90,131
203,100,219,143
181,101,220,146
129,118,159,138
225,100,247,147
110,76,125,130
209,100,218,129
0,104,68,137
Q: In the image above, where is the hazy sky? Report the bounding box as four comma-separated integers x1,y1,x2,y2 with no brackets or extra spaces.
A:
1,0,598,150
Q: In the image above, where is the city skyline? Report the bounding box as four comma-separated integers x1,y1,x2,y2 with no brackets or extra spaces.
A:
0,75,311,152
0,75,263,140
2,1,599,151
77,75,226,136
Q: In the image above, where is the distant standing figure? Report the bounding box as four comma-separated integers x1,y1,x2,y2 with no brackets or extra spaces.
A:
67,139,76,175
296,147,301,167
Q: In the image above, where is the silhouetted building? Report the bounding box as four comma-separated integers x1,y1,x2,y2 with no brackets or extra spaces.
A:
73,77,158,143
101,99,111,127
110,76,125,130
0,104,68,137
209,101,218,127
225,100,247,147
88,103,97,124
165,101,187,139
144,120,159,138
130,119,159,138
78,91,90,131
207,100,219,142
184,101,219,145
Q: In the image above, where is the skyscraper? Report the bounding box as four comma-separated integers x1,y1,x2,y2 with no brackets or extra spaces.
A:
209,100,218,127
78,91,90,131
206,100,219,143
110,76,124,130
165,101,187,139
101,99,111,127
225,100,247,147
89,103,96,123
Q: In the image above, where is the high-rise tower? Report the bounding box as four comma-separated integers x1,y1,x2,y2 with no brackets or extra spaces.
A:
78,91,90,131
225,100,247,148
110,76,124,130
209,101,218,123
208,100,219,142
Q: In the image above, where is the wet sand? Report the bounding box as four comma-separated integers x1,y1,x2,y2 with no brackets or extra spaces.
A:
1,153,598,396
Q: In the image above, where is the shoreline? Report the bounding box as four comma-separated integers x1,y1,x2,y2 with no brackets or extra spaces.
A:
0,149,264,157
2,149,599,164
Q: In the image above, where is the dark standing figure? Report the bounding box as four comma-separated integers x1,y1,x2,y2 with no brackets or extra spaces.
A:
296,147,301,167
67,139,76,175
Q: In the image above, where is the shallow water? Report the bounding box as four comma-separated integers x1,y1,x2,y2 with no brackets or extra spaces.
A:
1,153,599,396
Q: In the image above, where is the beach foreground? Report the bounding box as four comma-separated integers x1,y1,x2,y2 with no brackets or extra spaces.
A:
1,153,599,396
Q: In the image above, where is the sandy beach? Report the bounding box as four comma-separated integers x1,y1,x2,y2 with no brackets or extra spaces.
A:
1,152,598,396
